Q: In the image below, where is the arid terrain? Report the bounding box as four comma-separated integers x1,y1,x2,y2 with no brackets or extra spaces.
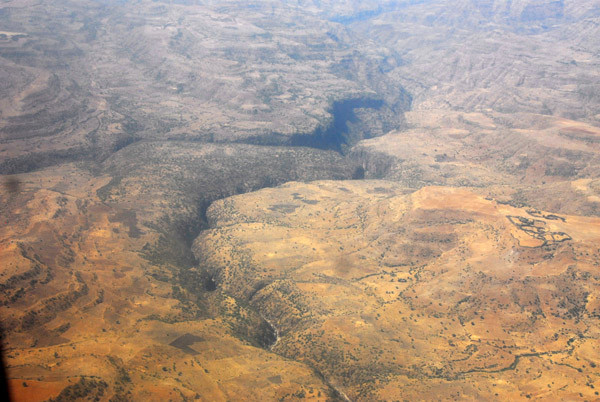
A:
1,0,600,401
195,181,600,401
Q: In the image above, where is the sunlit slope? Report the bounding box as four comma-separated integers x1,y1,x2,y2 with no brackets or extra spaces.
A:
351,111,600,217
0,152,356,401
1,0,600,400
195,180,600,401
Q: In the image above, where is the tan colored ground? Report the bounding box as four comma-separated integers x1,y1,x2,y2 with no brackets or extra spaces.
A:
0,165,335,402
195,180,600,401
351,110,600,221
1,1,600,401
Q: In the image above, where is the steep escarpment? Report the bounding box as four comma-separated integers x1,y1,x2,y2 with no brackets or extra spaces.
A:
0,0,409,175
193,181,600,401
350,110,600,216
289,97,384,152
0,2,410,399
1,159,352,402
3,1,600,401
97,141,361,270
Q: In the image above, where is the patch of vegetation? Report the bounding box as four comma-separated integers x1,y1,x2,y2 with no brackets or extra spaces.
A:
48,377,108,402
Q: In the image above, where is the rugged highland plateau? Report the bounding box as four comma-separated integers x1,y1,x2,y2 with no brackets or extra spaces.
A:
1,0,600,401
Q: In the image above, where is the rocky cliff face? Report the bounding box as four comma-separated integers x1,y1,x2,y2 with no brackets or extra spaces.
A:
2,0,600,401
0,0,410,174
